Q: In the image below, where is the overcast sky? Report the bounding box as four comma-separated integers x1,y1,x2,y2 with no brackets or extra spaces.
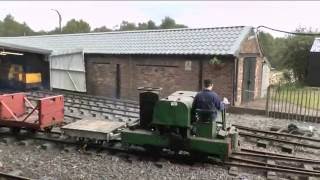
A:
0,1,319,37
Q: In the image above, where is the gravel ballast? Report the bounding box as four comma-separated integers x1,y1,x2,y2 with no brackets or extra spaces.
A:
0,113,318,180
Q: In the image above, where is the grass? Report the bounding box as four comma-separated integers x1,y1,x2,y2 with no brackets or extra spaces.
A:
271,85,320,110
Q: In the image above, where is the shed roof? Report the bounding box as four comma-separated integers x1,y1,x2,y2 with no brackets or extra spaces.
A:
0,41,51,55
0,26,253,56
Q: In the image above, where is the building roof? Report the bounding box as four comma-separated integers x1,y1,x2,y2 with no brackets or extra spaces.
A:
0,26,253,56
310,38,320,52
0,41,51,55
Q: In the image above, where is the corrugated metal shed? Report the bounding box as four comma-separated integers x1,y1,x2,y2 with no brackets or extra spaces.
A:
310,38,320,52
0,26,252,56
307,38,320,86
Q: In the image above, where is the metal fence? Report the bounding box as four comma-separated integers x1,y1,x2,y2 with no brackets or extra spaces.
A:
266,85,320,122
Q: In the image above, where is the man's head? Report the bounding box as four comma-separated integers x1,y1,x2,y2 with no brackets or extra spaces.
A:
204,79,213,90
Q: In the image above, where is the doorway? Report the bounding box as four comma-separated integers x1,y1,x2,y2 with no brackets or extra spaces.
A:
242,57,256,103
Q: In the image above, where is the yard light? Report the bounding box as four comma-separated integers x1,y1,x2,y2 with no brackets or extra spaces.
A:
51,9,62,33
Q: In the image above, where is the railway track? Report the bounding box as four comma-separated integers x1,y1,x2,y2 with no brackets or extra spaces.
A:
0,126,319,179
0,171,32,180
1,89,320,178
235,124,320,149
226,148,320,178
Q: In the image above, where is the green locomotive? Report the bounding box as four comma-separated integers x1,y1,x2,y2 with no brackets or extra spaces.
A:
122,88,239,160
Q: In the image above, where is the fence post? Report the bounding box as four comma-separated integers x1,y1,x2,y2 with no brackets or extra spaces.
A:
265,85,271,116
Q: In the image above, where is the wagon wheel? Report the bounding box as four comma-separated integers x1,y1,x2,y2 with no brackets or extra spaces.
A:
96,140,104,145
44,127,53,133
27,129,37,134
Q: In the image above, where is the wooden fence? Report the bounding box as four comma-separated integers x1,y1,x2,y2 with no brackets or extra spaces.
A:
266,85,320,122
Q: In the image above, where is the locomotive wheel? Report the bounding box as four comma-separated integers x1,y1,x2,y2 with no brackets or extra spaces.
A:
144,145,161,156
10,128,20,134
190,152,208,161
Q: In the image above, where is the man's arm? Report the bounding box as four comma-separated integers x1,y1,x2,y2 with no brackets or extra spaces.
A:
212,92,223,110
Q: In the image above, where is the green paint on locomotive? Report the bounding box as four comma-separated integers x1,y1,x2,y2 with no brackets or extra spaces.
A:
152,93,194,127
121,90,236,161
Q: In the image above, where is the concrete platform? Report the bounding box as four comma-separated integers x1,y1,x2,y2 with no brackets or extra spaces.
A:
62,119,126,141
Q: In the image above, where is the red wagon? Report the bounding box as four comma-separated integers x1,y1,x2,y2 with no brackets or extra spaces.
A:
0,92,64,131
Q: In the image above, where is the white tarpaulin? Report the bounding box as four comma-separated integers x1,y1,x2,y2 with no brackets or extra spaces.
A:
50,51,86,92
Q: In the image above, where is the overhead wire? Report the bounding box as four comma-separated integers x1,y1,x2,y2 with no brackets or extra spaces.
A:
254,25,320,59
256,25,320,36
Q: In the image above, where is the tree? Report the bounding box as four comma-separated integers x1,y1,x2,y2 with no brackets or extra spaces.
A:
147,20,157,29
281,33,314,82
137,22,148,30
93,26,112,32
0,14,35,36
137,20,158,30
119,21,137,31
160,16,187,29
62,19,91,34
259,31,287,69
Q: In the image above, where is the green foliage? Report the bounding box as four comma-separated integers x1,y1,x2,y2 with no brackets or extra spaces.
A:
0,14,187,36
137,20,157,30
0,14,35,36
93,26,112,32
258,31,286,68
160,16,187,29
209,57,223,65
146,20,157,29
118,17,187,31
259,27,316,83
281,32,313,82
62,19,91,34
119,21,137,31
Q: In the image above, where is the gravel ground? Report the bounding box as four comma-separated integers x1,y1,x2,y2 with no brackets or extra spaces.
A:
0,113,319,180
0,141,264,180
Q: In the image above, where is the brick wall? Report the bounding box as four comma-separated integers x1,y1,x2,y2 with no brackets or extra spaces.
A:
85,54,236,101
236,32,264,104
254,56,263,99
235,57,243,106
202,58,235,102
85,34,263,104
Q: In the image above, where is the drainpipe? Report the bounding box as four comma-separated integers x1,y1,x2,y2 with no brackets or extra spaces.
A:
198,58,203,90
233,57,239,106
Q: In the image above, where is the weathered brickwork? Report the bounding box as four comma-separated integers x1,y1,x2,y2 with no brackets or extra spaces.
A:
86,55,202,100
236,34,264,104
202,58,234,102
235,58,244,106
85,35,264,104
254,57,263,99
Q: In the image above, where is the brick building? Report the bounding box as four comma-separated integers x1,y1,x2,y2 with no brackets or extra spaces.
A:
0,26,268,105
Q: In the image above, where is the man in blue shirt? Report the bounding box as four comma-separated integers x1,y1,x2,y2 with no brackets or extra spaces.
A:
192,79,223,122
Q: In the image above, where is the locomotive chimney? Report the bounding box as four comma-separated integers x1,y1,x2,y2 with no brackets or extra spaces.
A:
137,87,162,129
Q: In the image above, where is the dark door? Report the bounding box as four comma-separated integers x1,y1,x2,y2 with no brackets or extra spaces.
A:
242,57,256,103
116,64,121,99
87,62,116,98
